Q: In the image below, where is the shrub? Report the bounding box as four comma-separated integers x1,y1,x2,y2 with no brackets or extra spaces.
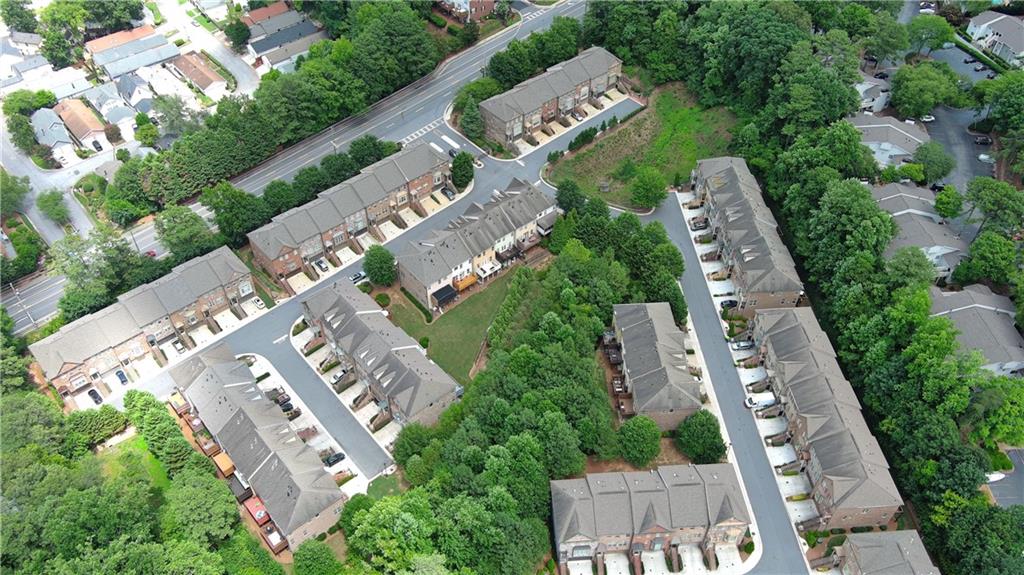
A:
618,415,661,467
674,410,727,464
358,282,373,293
320,360,340,374
115,148,131,162
0,225,44,282
428,12,447,28
989,449,1014,471
304,342,325,357
375,293,391,307
446,24,461,37
419,336,429,348
743,541,755,554
567,127,597,152
292,320,308,335
547,150,563,164
850,526,874,533
487,266,533,347
364,245,396,286
402,287,433,322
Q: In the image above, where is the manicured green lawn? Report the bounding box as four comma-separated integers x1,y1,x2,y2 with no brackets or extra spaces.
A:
367,474,402,500
550,83,734,208
99,435,171,491
389,271,514,384
145,2,164,25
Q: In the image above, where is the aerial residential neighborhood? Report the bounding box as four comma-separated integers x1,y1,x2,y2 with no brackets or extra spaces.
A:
2,1,1022,575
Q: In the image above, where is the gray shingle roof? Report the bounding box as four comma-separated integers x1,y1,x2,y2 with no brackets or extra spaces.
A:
174,344,344,537
696,157,804,295
841,531,939,575
480,46,621,121
248,144,447,258
301,281,459,422
29,247,249,378
397,178,555,288
93,34,167,66
753,308,902,512
13,54,48,74
10,31,42,46
102,43,180,78
931,284,1024,366
82,82,136,124
264,32,328,65
613,302,702,414
248,10,305,39
551,465,749,551
30,108,73,147
250,17,319,56
850,114,930,155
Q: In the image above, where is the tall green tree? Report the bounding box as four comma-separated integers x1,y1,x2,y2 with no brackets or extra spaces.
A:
459,96,484,141
804,179,897,281
451,152,474,189
224,18,250,50
618,415,661,467
1,0,38,32
534,411,585,479
953,231,1018,286
907,14,954,54
293,540,344,575
200,182,271,246
864,12,908,62
36,190,71,225
364,245,396,286
160,469,238,548
1,169,32,219
629,166,667,208
912,141,955,183
674,410,726,464
935,186,964,220
964,177,1024,236
154,205,218,261
890,62,961,119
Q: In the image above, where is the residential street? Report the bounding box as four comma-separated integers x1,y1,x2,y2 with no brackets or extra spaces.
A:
1,0,586,334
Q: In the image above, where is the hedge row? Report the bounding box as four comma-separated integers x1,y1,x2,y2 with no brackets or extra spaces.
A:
486,266,534,348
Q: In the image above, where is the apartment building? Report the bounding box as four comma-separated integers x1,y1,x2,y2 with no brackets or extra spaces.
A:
691,157,804,317
301,280,461,427
931,285,1024,377
30,247,253,401
872,183,968,281
551,465,750,575
850,113,930,167
480,46,622,147
968,11,1024,67
832,531,939,574
396,178,557,310
610,302,703,431
248,144,450,292
173,344,346,550
750,308,903,531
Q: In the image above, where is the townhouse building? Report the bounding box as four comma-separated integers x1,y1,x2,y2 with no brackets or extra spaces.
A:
396,178,557,311
301,281,461,428
968,11,1024,67
480,46,622,147
610,302,704,431
248,144,450,293
850,113,930,167
872,183,968,281
832,531,939,574
931,284,1024,377
691,157,804,317
750,308,903,531
173,344,346,550
29,247,253,401
551,465,750,575
855,71,890,113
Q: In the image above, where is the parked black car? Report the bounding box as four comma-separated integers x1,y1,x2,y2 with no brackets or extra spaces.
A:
964,57,978,64
974,135,993,145
116,370,128,385
719,299,739,309
323,452,346,466
279,402,293,412
873,72,889,79
447,149,458,158
88,389,103,405
930,182,946,192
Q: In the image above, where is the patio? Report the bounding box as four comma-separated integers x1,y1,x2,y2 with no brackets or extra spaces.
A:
286,270,316,294
604,553,631,575
214,308,243,332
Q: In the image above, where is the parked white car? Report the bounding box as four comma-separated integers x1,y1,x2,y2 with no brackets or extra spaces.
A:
978,154,996,164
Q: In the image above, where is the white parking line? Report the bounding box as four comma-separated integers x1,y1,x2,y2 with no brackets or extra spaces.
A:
441,135,460,149
515,159,525,166
429,142,445,154
272,334,288,344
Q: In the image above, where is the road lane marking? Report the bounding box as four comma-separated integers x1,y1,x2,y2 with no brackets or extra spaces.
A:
429,142,445,154
515,159,525,166
440,135,460,149
273,334,288,344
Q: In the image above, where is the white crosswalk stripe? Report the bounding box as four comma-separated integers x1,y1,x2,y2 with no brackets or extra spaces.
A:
399,118,443,145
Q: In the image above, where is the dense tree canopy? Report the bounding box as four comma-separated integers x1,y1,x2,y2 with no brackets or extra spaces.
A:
675,410,727,464
890,61,963,118
364,245,397,286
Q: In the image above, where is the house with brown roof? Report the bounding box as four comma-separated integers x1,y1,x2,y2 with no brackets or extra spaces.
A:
241,0,289,26
301,280,461,428
480,47,623,151
850,113,930,167
85,25,157,55
248,144,450,292
551,465,751,575
54,98,109,151
749,308,903,531
691,157,805,317
831,531,939,574
396,179,557,310
169,52,227,101
29,247,254,407
610,302,704,431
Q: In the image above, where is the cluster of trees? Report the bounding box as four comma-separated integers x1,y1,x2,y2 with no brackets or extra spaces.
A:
111,2,440,224
37,0,143,67
0,383,281,574
48,224,171,323
890,61,968,119
487,16,581,89
364,245,396,286
4,89,58,163
0,309,32,395
585,2,1022,573
36,190,71,225
0,170,45,282
550,180,687,322
976,70,1024,175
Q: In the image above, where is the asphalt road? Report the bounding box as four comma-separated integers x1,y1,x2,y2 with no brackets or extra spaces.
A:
1,0,585,334
645,201,808,575
989,449,1024,509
